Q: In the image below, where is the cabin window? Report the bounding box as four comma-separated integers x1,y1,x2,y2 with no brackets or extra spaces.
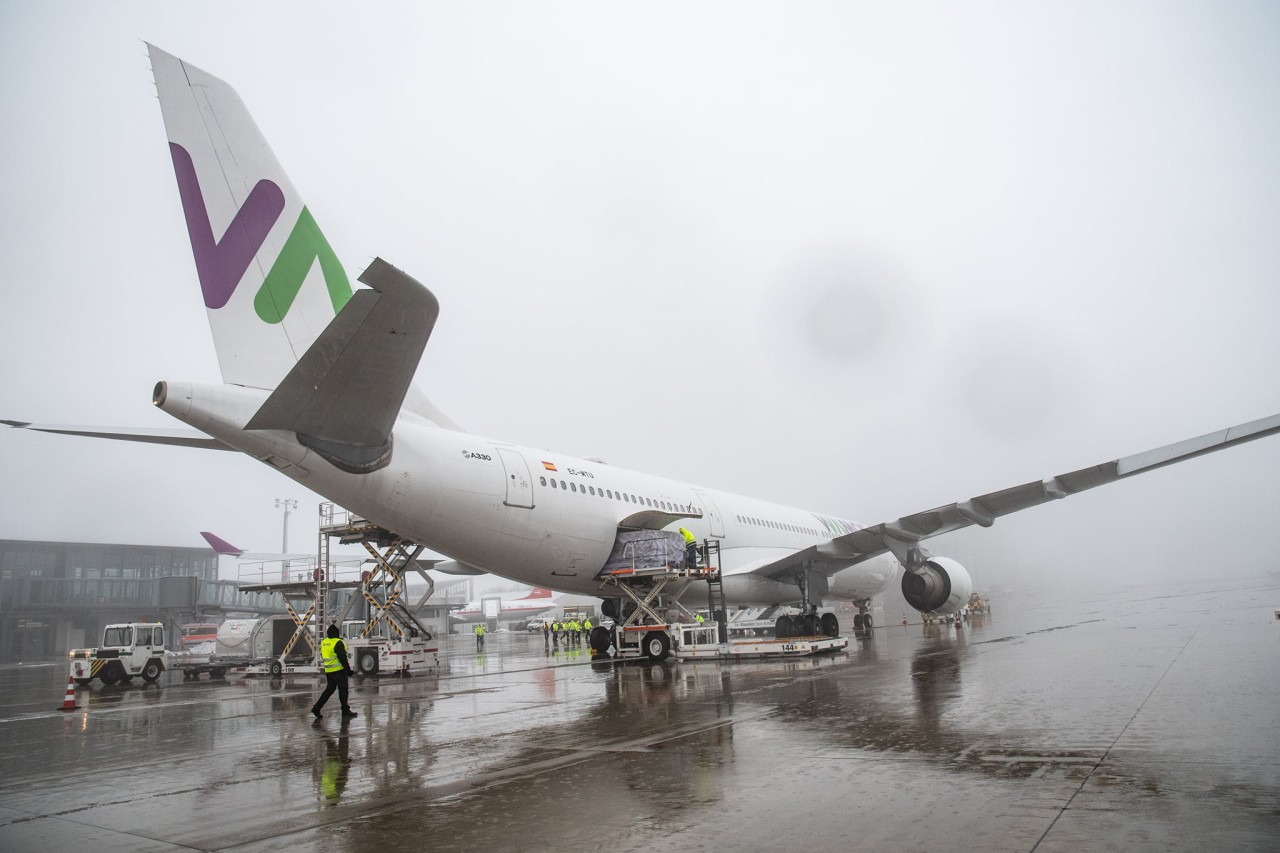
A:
571,482,578,492
540,476,547,486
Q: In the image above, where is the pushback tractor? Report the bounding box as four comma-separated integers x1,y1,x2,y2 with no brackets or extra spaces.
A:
69,622,227,685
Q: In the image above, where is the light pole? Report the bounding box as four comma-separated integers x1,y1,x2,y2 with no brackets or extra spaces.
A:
275,498,297,582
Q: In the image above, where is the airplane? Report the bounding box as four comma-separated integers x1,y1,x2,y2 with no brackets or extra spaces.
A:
448,588,559,624
199,531,312,562
6,46,1280,660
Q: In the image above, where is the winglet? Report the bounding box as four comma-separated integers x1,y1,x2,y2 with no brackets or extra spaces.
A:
200,532,244,556
244,258,438,473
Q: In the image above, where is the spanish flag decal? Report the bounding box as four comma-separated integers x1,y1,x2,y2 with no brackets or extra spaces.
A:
542,461,558,471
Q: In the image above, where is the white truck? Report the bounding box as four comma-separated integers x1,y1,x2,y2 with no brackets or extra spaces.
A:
69,622,227,685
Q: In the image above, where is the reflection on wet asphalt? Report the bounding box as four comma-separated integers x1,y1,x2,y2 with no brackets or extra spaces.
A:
0,577,1276,852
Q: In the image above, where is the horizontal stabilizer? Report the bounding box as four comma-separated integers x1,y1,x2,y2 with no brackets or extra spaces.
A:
245,258,438,473
2,420,231,450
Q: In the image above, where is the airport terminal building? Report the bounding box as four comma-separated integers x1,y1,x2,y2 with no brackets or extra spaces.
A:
0,537,468,660
0,538,278,659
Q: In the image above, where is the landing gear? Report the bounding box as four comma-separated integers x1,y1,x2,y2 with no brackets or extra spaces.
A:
820,613,840,637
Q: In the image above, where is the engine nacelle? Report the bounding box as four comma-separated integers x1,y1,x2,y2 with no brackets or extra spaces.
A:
901,556,973,616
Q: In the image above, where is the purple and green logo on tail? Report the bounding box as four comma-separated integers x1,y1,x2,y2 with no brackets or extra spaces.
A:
169,142,352,322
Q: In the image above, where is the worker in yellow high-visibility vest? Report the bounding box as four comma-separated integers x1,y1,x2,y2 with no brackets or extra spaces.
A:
311,624,356,719
680,527,698,571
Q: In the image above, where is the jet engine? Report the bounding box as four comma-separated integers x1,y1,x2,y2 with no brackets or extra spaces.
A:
901,556,972,616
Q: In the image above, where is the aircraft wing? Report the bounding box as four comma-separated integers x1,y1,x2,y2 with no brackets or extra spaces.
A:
1,420,232,450
749,412,1280,581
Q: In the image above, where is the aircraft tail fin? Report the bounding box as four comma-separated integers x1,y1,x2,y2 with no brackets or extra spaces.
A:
148,45,462,431
200,531,244,557
524,587,554,599
149,44,347,392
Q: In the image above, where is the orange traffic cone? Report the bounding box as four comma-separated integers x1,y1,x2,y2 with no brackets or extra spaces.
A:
58,676,80,711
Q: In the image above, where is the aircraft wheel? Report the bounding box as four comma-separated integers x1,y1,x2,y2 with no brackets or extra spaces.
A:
821,613,840,637
601,598,619,620
862,613,873,630
853,614,864,630
775,615,793,639
589,626,612,653
643,631,671,662
142,660,163,682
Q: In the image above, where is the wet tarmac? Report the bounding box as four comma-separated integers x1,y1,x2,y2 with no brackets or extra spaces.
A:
0,577,1276,852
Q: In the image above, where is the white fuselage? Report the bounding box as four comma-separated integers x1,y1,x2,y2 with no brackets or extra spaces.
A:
157,381,898,607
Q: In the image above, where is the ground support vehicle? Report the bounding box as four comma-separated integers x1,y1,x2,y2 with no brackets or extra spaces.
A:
613,619,847,662
69,622,228,684
596,540,848,662
212,616,321,677
340,621,437,676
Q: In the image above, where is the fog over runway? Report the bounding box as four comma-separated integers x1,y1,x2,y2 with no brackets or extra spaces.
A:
0,576,1275,852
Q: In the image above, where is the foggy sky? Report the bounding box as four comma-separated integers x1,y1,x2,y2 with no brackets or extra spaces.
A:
2,2,1278,596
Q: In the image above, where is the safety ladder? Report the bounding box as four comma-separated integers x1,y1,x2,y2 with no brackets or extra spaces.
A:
702,540,727,642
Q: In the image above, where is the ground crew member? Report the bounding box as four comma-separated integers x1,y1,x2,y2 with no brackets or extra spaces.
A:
583,617,592,643
311,624,356,719
694,612,705,624
680,527,698,571
474,622,486,650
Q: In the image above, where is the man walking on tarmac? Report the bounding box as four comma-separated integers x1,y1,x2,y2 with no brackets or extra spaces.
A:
474,622,486,651
312,624,357,719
